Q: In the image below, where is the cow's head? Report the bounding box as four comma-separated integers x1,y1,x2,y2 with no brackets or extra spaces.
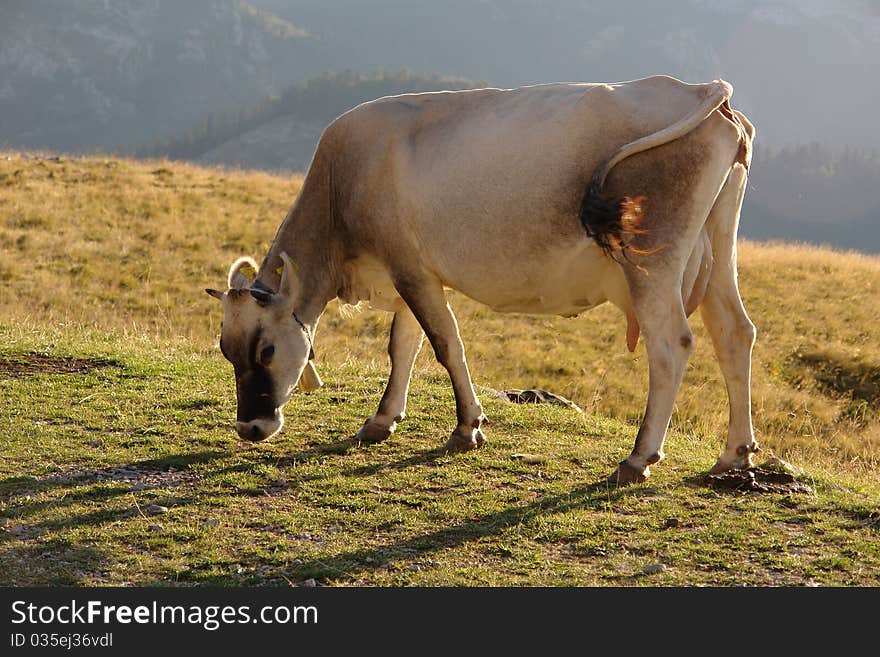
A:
206,252,322,442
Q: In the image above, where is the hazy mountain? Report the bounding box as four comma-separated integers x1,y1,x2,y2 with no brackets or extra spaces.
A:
742,143,880,252
145,70,484,171
5,0,880,154
0,0,317,151
252,0,880,152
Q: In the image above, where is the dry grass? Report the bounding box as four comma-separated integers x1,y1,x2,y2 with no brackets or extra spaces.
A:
0,153,299,338
1,151,878,476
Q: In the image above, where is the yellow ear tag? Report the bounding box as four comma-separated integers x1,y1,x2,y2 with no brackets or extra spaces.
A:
276,259,298,277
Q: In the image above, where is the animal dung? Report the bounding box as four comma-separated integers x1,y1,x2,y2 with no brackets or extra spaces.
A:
704,465,813,495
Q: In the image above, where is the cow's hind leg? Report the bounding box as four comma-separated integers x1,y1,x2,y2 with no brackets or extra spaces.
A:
391,274,486,452
699,163,759,472
604,110,743,484
609,285,695,484
356,306,425,443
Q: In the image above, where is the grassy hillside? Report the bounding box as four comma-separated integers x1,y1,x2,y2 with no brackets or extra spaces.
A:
1,152,878,586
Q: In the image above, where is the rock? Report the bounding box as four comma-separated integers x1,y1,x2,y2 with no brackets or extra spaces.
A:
759,457,804,476
147,524,163,532
301,578,317,587
642,563,667,575
87,439,104,448
664,517,680,529
8,524,25,536
202,519,220,528
144,504,169,515
483,387,583,413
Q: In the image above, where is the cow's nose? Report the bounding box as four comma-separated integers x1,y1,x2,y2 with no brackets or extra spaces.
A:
235,417,282,442
237,422,265,441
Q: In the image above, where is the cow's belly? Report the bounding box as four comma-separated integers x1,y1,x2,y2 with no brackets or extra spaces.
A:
345,239,630,319
452,239,629,317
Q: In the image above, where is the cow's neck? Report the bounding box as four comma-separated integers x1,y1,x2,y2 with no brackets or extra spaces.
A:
255,165,340,326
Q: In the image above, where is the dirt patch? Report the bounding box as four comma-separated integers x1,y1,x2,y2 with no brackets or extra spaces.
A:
0,353,117,377
40,464,198,490
705,468,814,495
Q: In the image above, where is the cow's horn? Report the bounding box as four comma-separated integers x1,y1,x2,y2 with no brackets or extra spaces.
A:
248,287,274,304
279,251,297,299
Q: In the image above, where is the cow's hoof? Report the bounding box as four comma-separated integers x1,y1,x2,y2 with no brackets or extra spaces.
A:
355,420,393,444
709,456,752,475
710,443,759,474
607,460,648,486
445,428,486,453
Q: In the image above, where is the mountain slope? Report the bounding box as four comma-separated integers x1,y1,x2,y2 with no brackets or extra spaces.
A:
253,0,880,151
150,70,484,171
0,0,316,152
4,0,880,154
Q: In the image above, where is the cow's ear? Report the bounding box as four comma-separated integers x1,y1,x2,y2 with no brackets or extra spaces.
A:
227,256,258,290
278,252,298,300
205,288,224,301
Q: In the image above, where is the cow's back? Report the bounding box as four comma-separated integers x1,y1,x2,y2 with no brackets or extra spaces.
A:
325,76,737,312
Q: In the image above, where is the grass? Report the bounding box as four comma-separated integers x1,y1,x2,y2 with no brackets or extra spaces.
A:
1,151,879,586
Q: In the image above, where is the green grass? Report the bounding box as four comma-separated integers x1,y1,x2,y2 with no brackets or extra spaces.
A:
1,152,879,586
2,324,878,586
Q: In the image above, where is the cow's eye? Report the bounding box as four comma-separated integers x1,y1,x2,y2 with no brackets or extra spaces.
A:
260,345,275,364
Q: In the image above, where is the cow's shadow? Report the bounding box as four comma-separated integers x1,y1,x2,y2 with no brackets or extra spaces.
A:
0,450,224,557
228,479,656,584
0,450,226,502
206,435,446,484
2,440,669,585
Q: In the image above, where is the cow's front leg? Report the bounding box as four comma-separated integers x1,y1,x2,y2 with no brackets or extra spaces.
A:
355,306,424,443
609,292,695,485
393,275,486,453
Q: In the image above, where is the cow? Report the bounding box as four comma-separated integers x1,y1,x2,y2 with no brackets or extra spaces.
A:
206,75,757,485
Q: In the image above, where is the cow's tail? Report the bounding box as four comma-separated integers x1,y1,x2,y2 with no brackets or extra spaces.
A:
580,79,735,256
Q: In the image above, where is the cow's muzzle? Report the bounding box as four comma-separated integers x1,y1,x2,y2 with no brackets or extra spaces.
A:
235,413,283,442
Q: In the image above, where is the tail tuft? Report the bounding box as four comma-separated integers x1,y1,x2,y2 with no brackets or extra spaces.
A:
579,183,648,256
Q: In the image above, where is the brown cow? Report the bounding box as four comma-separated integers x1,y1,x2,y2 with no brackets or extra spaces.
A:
206,75,757,484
